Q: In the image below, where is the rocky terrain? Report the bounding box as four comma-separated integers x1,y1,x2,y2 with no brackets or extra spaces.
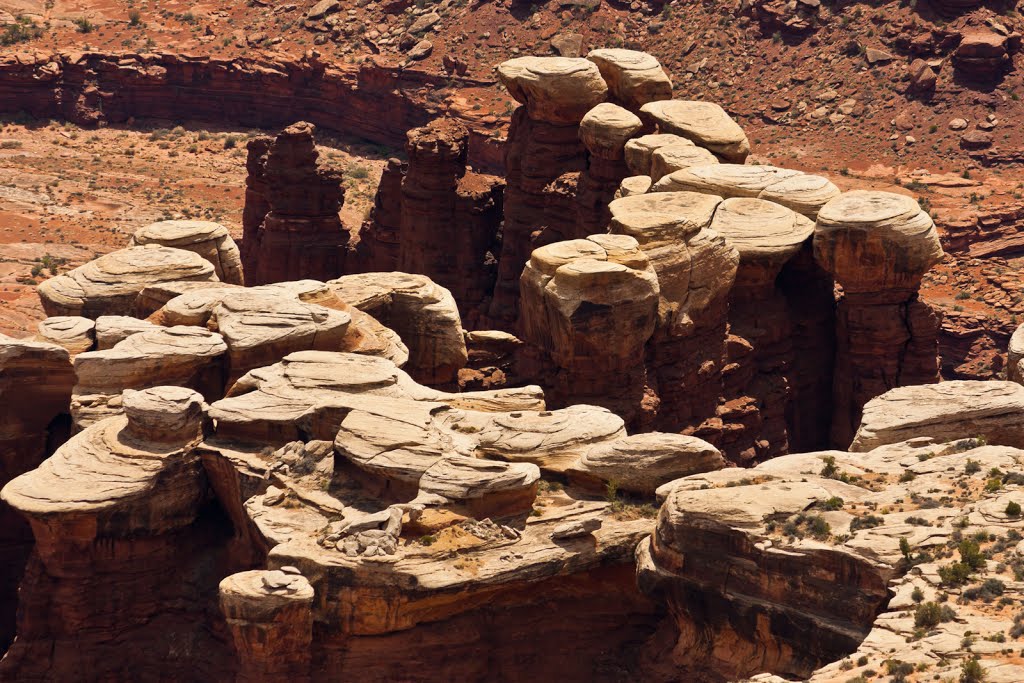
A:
1,0,1024,678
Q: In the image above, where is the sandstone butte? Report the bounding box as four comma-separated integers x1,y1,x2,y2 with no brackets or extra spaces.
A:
4,47,1024,683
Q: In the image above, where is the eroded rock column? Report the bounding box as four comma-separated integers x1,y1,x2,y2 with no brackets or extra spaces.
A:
244,122,348,286
220,569,314,683
813,190,944,447
576,103,643,236
609,191,739,437
354,158,405,273
518,234,659,427
488,56,607,327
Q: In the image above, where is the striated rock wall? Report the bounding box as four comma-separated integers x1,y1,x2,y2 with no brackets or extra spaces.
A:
0,51,505,171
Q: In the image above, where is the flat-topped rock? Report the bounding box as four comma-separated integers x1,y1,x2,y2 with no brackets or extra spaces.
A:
814,190,943,295
578,103,643,159
130,220,243,285
36,316,95,354
851,380,1024,451
93,316,161,349
624,133,694,176
710,197,814,285
614,175,652,198
567,433,725,495
211,351,544,445
649,144,719,182
496,56,608,124
210,291,351,384
608,190,721,241
587,48,672,111
639,100,751,162
38,245,218,318
652,163,801,197
123,385,205,443
757,173,841,219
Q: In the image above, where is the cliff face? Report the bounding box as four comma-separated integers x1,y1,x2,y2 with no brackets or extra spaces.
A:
0,51,504,172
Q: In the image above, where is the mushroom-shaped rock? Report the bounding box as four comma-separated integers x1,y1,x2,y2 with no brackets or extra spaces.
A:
71,326,227,430
567,433,725,495
624,133,694,176
38,245,218,318
653,163,801,198
210,351,543,446
650,144,720,182
36,316,95,354
219,569,314,682
122,386,206,444
851,380,1024,452
615,175,652,198
1009,324,1024,384
639,100,751,162
586,48,673,111
210,291,351,385
93,316,161,349
130,220,244,285
711,198,814,459
328,272,466,386
519,234,659,425
711,197,814,288
609,190,739,434
757,173,841,220
579,103,643,159
496,56,608,125
814,190,944,447
814,190,943,296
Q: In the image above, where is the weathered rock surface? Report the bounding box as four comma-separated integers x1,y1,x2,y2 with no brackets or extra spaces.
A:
130,220,244,285
38,245,218,318
649,144,719,182
329,272,467,385
639,101,751,162
624,133,694,177
353,158,405,273
518,234,659,426
243,122,348,286
586,48,673,112
814,190,945,446
496,56,608,125
35,316,95,354
653,163,801,199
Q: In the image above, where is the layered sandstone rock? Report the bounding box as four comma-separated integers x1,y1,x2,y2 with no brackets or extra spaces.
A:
586,49,672,112
624,133,694,177
240,135,272,267
648,144,718,183
0,336,74,651
397,118,504,322
608,191,739,438
35,316,95,354
93,315,162,349
489,57,608,326
328,272,467,385
639,101,751,162
0,387,237,681
243,122,348,286
70,326,227,430
518,234,659,426
653,163,800,199
576,103,644,238
220,569,314,683
954,29,1019,78
130,220,244,285
711,198,814,460
38,245,218,318
814,190,945,447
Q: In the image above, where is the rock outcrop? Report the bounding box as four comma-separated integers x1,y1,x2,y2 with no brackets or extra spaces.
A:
639,101,751,163
585,48,673,112
130,220,244,285
814,190,945,447
397,118,504,325
576,103,643,236
518,234,659,426
488,56,607,326
353,158,405,273
38,245,218,318
242,122,348,286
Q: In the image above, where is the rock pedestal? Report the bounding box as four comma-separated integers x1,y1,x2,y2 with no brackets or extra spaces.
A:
813,191,944,447
220,569,314,683
711,198,814,461
243,122,348,286
131,220,244,285
576,103,643,236
608,191,739,437
488,57,607,327
518,234,659,427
